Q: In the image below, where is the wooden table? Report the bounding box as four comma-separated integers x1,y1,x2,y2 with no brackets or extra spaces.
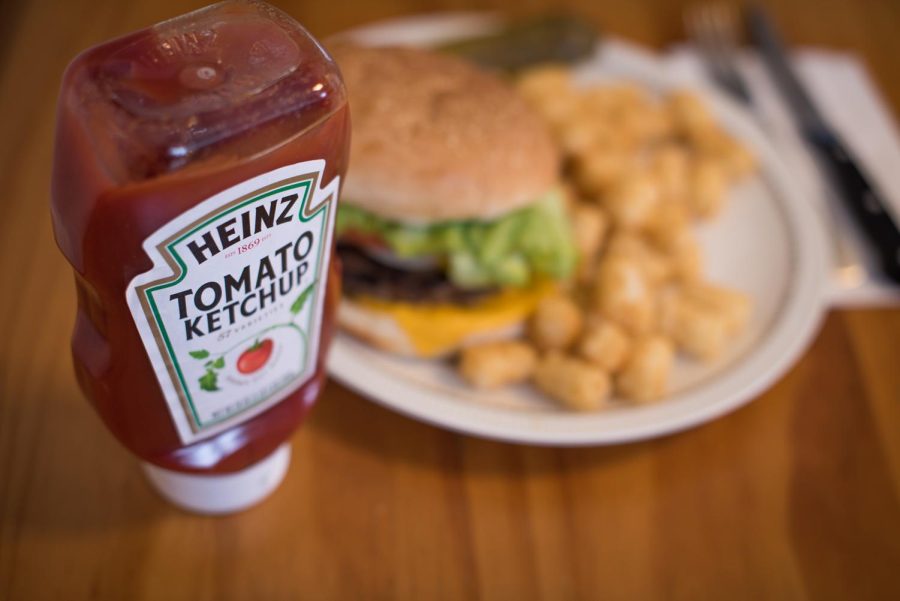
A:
2,0,899,599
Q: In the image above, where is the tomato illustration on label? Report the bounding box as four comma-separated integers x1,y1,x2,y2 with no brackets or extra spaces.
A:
187,281,316,392
237,339,274,374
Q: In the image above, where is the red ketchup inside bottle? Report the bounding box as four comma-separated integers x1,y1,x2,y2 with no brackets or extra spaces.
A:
51,0,349,513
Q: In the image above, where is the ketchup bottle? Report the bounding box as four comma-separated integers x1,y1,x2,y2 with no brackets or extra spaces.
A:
50,0,350,513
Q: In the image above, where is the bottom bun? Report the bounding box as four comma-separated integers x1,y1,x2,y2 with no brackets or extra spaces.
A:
338,282,555,359
338,299,523,359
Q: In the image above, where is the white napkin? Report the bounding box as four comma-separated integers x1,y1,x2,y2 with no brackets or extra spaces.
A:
662,44,900,306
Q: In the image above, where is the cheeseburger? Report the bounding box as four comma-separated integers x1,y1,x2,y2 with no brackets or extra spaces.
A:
332,44,576,357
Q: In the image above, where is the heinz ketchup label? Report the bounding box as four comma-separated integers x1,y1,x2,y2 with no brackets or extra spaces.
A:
126,160,337,444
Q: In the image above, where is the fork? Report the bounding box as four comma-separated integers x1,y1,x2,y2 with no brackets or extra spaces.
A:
685,4,864,288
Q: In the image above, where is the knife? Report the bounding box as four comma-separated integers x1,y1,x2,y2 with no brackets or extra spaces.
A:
748,5,900,284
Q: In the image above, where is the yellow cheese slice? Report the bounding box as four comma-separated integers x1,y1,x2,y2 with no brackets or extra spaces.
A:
358,281,555,356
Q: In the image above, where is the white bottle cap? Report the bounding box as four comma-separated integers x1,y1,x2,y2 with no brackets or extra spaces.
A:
142,442,291,515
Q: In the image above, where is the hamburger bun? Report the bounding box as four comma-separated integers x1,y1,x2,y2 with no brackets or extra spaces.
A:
331,44,560,224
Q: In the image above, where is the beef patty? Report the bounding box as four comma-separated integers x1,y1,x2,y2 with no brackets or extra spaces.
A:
338,243,495,305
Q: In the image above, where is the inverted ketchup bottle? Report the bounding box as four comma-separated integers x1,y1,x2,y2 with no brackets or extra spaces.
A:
50,0,349,513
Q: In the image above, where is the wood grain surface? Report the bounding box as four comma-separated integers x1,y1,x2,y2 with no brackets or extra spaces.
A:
2,0,899,599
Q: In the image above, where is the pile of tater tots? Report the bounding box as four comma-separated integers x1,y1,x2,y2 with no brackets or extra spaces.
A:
458,66,756,411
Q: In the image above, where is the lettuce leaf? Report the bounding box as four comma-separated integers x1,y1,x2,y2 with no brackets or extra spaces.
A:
336,189,577,289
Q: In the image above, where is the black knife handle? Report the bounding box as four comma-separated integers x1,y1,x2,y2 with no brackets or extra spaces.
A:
806,128,900,284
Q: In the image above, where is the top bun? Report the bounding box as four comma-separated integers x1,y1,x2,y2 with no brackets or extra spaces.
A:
331,44,560,224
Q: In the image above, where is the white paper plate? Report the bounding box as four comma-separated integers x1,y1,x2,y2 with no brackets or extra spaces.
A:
326,14,828,445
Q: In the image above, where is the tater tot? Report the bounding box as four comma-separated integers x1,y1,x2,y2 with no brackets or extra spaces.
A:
458,341,538,390
601,171,660,230
558,120,603,155
572,202,609,284
616,336,675,402
605,232,671,285
571,202,609,264
681,282,752,335
530,295,584,351
617,107,651,146
669,301,729,360
535,93,581,128
667,90,715,136
657,286,682,336
579,87,617,115
646,103,675,140
657,287,734,360
691,127,757,180
593,256,656,334
619,102,671,145
574,145,632,194
687,123,725,150
652,144,690,203
557,113,624,156
516,68,579,128
534,352,611,411
516,66,573,103
689,158,728,219
643,201,692,253
609,82,651,110
669,235,703,283
578,318,632,372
